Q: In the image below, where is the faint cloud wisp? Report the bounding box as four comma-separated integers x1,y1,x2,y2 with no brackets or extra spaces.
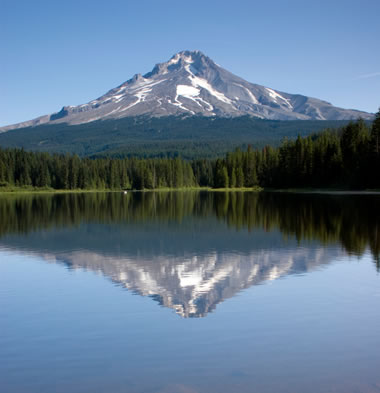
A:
356,72,380,80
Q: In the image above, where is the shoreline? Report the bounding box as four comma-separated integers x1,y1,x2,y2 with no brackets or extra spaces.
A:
0,186,262,195
265,188,380,195
1,186,380,195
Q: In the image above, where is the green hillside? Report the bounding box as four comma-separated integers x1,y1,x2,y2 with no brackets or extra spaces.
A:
0,116,354,159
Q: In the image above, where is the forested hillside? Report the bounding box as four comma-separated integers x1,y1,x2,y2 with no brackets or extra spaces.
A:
0,114,379,190
0,116,354,159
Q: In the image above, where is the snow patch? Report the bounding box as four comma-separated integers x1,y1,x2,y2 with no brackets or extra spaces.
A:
167,54,181,65
104,106,122,117
265,88,292,108
196,97,214,112
114,85,127,94
182,54,194,64
177,85,200,97
176,84,214,112
314,107,326,120
89,80,168,111
112,94,125,103
183,63,233,106
238,85,259,104
118,80,168,112
129,78,164,91
79,116,102,124
194,76,233,105
170,95,195,115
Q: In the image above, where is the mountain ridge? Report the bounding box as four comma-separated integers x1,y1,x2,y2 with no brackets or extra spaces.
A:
0,50,373,132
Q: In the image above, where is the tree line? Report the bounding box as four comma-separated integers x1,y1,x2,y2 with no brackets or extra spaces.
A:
0,111,379,190
0,191,379,268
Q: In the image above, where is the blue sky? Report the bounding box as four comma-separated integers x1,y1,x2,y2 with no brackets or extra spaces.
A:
1,0,379,126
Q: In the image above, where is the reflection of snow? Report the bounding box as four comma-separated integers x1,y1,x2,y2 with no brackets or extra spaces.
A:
5,246,341,318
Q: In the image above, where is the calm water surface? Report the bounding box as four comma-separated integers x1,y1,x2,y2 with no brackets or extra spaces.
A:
0,191,379,393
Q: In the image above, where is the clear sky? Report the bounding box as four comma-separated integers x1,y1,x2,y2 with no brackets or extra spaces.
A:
1,0,379,126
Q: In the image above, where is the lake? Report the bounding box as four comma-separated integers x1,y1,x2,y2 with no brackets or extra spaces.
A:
0,191,379,393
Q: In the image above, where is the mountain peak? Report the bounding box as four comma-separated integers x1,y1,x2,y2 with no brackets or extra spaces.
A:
0,51,373,132
171,49,208,61
144,50,213,79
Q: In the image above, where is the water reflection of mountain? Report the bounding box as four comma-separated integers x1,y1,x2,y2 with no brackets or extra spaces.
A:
0,220,341,317
0,191,378,317
1,224,341,318
45,247,341,318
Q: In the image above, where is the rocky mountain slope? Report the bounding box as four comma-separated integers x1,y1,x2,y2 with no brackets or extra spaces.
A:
0,50,372,132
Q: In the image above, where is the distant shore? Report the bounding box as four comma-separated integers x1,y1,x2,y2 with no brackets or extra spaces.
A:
0,186,262,194
1,186,380,195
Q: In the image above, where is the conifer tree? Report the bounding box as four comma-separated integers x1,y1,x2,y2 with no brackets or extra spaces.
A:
371,108,380,155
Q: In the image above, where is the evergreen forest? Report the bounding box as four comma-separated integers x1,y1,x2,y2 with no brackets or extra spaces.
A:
0,116,356,159
0,114,379,191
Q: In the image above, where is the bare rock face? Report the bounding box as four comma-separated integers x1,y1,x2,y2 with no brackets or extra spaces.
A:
1,50,373,132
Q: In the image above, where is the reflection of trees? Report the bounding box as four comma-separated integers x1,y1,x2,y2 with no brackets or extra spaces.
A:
0,191,379,264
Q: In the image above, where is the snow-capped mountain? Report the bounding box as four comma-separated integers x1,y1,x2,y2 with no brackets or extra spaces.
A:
0,50,372,132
